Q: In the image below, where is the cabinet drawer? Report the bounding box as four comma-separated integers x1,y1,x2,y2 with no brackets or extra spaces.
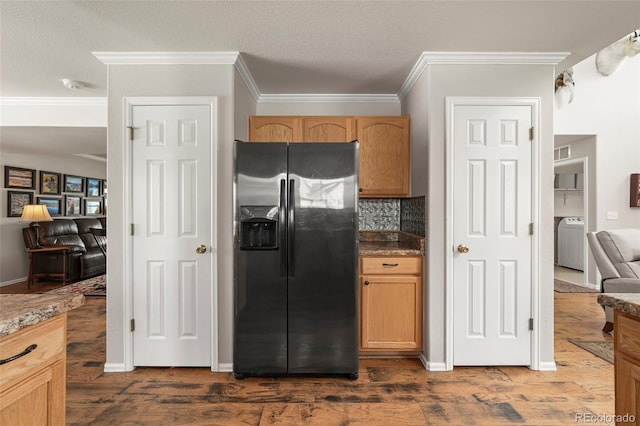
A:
616,312,640,357
361,256,421,275
0,315,66,389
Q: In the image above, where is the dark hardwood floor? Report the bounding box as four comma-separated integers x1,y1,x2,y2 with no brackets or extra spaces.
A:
1,280,615,425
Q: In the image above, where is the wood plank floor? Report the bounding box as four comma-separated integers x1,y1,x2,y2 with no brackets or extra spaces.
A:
2,281,615,425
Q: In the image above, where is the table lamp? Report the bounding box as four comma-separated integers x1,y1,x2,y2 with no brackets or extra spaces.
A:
20,204,53,248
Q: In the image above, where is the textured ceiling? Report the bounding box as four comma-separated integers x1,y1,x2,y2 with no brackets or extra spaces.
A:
1,1,639,157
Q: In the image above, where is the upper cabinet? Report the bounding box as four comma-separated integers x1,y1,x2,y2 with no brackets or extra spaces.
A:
248,115,411,198
357,116,410,198
302,117,355,142
248,116,302,142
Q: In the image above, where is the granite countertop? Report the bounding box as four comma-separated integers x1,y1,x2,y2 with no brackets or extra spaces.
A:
0,293,85,338
597,293,640,319
359,231,425,256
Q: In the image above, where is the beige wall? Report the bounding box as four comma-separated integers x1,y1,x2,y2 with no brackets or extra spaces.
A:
0,153,106,284
105,64,236,370
256,101,400,116
403,64,557,369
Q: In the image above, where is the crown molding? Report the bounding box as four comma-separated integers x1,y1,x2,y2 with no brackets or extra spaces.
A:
0,97,107,106
398,51,571,100
92,51,241,65
233,54,261,102
258,93,399,103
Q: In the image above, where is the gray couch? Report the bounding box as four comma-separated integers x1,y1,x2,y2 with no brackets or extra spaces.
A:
587,228,640,332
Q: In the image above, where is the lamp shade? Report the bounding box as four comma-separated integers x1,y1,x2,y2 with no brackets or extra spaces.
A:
20,204,53,222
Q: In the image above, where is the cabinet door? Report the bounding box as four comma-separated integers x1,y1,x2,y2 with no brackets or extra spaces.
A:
616,353,640,424
0,361,65,425
357,116,411,198
248,116,302,142
360,275,422,350
301,117,355,142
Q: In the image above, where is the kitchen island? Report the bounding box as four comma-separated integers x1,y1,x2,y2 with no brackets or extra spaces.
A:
598,293,640,424
0,292,85,425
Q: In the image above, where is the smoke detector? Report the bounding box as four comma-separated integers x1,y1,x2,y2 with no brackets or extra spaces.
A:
62,79,85,90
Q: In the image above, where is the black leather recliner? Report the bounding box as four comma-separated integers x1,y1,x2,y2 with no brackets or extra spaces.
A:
23,217,106,282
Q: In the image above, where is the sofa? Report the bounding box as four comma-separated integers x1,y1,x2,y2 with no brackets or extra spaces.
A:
587,228,640,332
23,217,106,282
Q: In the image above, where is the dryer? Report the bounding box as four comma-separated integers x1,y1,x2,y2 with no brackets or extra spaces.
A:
557,217,585,271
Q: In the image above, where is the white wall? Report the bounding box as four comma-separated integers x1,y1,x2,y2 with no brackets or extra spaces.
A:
0,152,106,284
105,64,236,370
403,64,557,370
555,54,640,230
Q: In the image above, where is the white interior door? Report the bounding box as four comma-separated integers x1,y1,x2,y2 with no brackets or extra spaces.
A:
452,102,534,366
132,104,213,367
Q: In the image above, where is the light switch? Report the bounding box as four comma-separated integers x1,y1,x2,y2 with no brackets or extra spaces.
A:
606,211,618,220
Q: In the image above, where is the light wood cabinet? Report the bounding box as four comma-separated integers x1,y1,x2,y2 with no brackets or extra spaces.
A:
301,116,355,142
0,314,67,426
248,116,303,142
357,116,411,198
614,310,640,424
248,115,411,198
360,256,422,352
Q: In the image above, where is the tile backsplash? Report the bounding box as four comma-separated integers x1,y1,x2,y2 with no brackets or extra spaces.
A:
358,196,425,236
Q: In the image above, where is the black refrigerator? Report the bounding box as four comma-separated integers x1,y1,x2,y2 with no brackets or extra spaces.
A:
233,140,359,379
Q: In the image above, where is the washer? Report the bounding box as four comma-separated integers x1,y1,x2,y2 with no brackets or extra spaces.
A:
557,217,585,271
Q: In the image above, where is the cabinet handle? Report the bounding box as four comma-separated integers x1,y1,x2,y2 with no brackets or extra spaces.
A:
382,263,399,267
0,344,37,365
364,280,370,285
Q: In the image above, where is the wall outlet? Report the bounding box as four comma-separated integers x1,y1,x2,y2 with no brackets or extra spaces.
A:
606,211,618,220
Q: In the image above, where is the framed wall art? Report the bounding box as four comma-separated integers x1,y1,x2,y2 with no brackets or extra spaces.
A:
84,199,103,216
64,175,85,193
39,170,62,195
37,197,62,217
7,191,33,217
65,195,82,216
4,166,36,190
86,177,102,197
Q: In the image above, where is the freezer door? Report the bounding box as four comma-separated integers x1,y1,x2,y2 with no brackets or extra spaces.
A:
233,141,288,374
287,142,359,374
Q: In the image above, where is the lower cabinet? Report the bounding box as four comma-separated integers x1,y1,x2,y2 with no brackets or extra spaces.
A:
0,314,67,426
360,256,423,352
614,310,640,424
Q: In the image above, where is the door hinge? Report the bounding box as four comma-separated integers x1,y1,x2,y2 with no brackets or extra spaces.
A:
529,223,535,235
529,127,534,141
127,126,135,140
130,223,135,236
130,319,135,332
529,318,534,331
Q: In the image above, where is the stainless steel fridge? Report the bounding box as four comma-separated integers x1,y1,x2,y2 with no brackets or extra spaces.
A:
233,140,359,379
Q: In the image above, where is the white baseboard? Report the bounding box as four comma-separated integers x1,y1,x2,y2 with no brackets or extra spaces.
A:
217,363,233,372
0,276,28,287
418,353,450,371
536,361,558,372
103,363,130,373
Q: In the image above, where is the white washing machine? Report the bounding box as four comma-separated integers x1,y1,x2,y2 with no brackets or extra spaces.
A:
557,217,585,271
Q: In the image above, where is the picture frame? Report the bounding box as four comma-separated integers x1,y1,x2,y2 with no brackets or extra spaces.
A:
39,170,62,195
102,180,107,196
86,177,102,197
37,196,62,217
64,174,85,193
84,199,103,216
7,191,33,217
4,166,36,189
65,195,82,216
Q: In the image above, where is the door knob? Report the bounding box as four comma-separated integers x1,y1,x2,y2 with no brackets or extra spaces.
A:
457,244,469,254
196,245,207,254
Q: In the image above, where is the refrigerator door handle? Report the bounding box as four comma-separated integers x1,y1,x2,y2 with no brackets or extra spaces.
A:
279,179,287,276
288,178,295,277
